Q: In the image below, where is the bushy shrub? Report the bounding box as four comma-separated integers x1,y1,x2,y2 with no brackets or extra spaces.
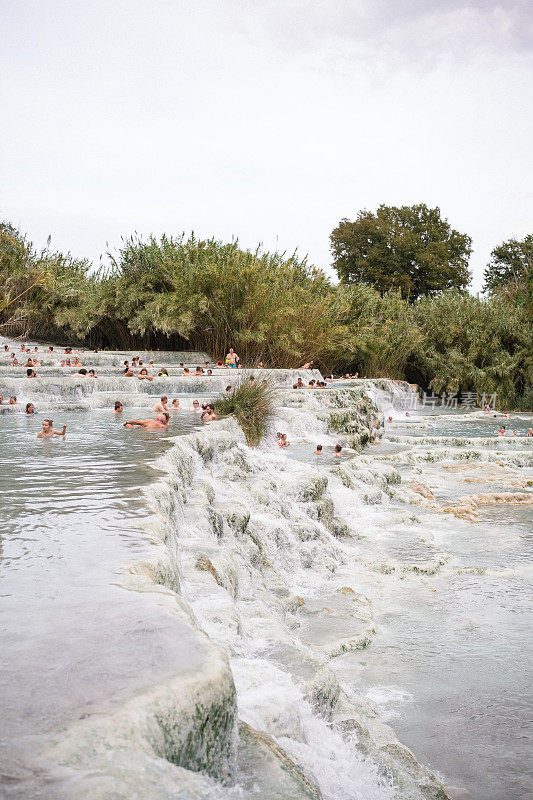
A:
215,380,278,446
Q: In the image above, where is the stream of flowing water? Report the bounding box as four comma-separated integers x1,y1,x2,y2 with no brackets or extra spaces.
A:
0,341,531,800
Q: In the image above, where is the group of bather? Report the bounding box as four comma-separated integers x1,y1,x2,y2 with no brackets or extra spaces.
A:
5,343,365,385
116,396,218,429
276,432,344,455
293,377,330,389
24,396,219,437
496,425,533,437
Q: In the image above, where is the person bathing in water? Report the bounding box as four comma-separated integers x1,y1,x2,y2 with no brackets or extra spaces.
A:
201,404,217,421
153,395,169,413
37,419,67,438
123,413,169,429
314,444,323,454
334,444,342,457
114,401,123,414
137,368,153,381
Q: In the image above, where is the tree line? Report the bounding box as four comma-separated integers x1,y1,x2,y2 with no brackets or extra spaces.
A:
1,204,531,409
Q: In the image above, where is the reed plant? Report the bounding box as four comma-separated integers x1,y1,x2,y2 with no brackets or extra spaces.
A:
215,379,278,446
1,220,531,408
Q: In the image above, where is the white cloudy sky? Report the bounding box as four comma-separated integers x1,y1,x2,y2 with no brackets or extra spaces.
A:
1,0,532,291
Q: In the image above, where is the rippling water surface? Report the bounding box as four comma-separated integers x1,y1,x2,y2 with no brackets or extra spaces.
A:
1,375,532,800
0,408,202,795
335,412,533,800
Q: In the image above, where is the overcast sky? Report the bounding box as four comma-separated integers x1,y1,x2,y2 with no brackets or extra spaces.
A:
1,0,532,291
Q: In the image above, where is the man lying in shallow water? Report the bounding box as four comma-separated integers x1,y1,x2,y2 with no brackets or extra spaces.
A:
123,412,169,429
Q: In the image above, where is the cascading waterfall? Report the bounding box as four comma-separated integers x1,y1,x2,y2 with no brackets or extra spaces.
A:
1,340,531,800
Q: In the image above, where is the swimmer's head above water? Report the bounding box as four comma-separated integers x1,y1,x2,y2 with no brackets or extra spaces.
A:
37,419,67,438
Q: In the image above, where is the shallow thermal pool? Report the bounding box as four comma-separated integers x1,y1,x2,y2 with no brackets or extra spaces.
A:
1,369,532,800
332,411,533,800
0,408,203,797
391,411,532,439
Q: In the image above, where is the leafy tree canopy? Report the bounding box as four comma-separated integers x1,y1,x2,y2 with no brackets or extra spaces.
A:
1,220,531,408
330,203,472,300
483,234,533,304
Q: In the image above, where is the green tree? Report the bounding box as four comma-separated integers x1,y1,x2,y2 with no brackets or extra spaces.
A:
412,290,532,406
330,204,472,300
483,234,533,301
333,283,422,379
0,220,92,341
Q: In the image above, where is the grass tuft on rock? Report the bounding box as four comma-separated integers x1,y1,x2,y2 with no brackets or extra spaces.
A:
215,380,278,447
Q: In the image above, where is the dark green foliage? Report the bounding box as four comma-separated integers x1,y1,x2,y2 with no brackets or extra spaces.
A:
215,380,278,446
0,221,93,342
1,219,530,409
483,234,533,304
333,283,423,379
71,233,347,363
412,291,532,406
331,204,472,300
